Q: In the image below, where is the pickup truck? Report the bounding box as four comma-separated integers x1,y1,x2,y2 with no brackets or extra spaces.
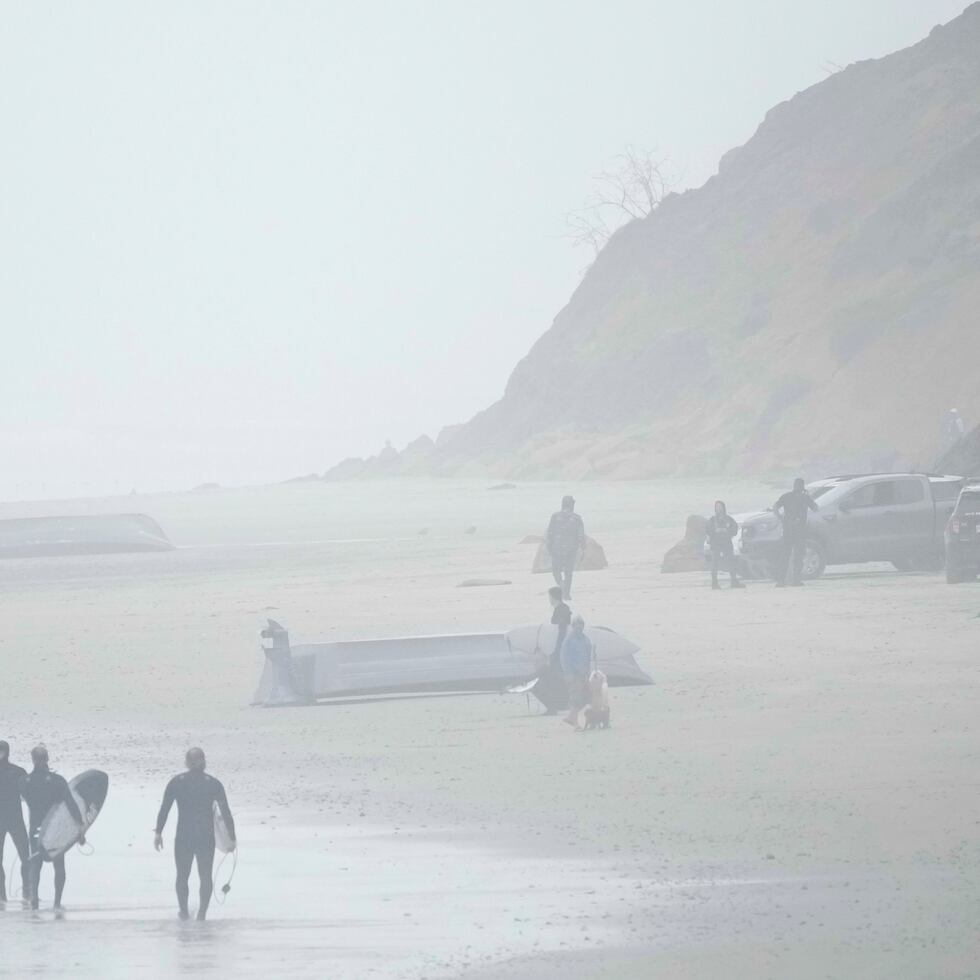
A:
737,473,964,579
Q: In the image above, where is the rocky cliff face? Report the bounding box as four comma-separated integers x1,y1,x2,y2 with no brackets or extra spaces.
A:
330,5,980,481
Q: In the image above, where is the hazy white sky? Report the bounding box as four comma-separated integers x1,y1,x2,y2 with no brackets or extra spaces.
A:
0,0,969,499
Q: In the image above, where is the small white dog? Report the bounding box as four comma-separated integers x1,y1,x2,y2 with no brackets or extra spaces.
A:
583,669,610,730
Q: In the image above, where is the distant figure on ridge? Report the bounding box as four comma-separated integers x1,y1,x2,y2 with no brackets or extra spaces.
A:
774,478,817,587
705,500,744,590
21,745,85,911
155,748,236,921
940,408,966,457
546,495,586,600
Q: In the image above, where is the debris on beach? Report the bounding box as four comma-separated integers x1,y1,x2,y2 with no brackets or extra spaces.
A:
661,515,709,573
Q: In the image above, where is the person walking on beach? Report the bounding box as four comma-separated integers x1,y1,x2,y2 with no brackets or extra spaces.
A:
546,495,586,600
155,748,236,921
560,615,593,730
533,586,572,714
774,478,817,587
21,745,85,910
0,740,31,903
705,501,744,590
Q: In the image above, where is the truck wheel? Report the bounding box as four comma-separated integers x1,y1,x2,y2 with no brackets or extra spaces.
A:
892,558,914,571
801,541,826,580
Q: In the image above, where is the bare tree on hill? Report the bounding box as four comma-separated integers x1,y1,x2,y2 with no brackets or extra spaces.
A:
566,146,675,258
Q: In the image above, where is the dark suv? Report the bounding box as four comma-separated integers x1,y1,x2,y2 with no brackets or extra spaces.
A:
945,482,980,583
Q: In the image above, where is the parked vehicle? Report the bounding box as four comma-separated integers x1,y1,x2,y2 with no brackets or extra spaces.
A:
737,473,964,580
945,481,980,583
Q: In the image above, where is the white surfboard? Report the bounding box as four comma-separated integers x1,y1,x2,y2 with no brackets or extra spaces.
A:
37,770,109,861
213,801,234,854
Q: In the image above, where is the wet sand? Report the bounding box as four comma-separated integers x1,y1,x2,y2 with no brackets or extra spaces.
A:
1,479,978,978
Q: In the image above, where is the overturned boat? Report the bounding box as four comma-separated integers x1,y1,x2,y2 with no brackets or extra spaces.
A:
252,619,652,707
0,513,174,559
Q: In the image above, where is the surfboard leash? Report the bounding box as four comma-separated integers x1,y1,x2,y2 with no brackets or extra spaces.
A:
6,856,21,900
213,848,238,905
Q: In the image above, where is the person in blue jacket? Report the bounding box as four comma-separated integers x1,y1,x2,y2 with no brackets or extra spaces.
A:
560,615,593,730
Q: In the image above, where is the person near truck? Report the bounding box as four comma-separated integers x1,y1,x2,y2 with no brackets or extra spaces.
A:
545,495,586,601
705,501,744,590
774,478,818,587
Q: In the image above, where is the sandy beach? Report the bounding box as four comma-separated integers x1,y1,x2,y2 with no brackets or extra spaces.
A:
1,478,978,979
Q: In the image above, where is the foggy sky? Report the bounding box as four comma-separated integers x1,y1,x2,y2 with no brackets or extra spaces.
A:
0,0,969,499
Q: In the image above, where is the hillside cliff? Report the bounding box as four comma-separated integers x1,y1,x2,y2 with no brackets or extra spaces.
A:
331,5,980,480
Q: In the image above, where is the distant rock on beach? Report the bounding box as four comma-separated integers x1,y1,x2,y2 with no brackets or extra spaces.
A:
661,516,709,573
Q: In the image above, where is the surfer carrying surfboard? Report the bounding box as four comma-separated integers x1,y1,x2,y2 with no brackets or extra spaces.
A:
154,748,236,921
0,740,31,904
21,745,85,911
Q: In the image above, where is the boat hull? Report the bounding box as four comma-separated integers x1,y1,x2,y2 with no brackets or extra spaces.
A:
0,514,173,559
252,623,652,706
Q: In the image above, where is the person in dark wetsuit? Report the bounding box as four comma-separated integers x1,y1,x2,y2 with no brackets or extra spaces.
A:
21,745,84,911
773,478,818,587
0,740,31,903
155,748,236,921
545,495,586,601
532,587,572,714
705,501,744,590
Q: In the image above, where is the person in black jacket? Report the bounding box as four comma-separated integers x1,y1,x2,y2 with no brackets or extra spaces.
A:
155,748,236,921
545,496,586,600
705,501,744,589
0,740,30,903
21,745,85,910
532,587,571,714
774,478,818,586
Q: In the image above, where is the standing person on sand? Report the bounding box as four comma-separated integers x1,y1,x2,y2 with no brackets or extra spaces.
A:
705,501,744,590
773,478,818,587
155,748,236,921
546,495,586,601
21,745,85,911
560,615,593,731
533,587,572,714
0,740,31,904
